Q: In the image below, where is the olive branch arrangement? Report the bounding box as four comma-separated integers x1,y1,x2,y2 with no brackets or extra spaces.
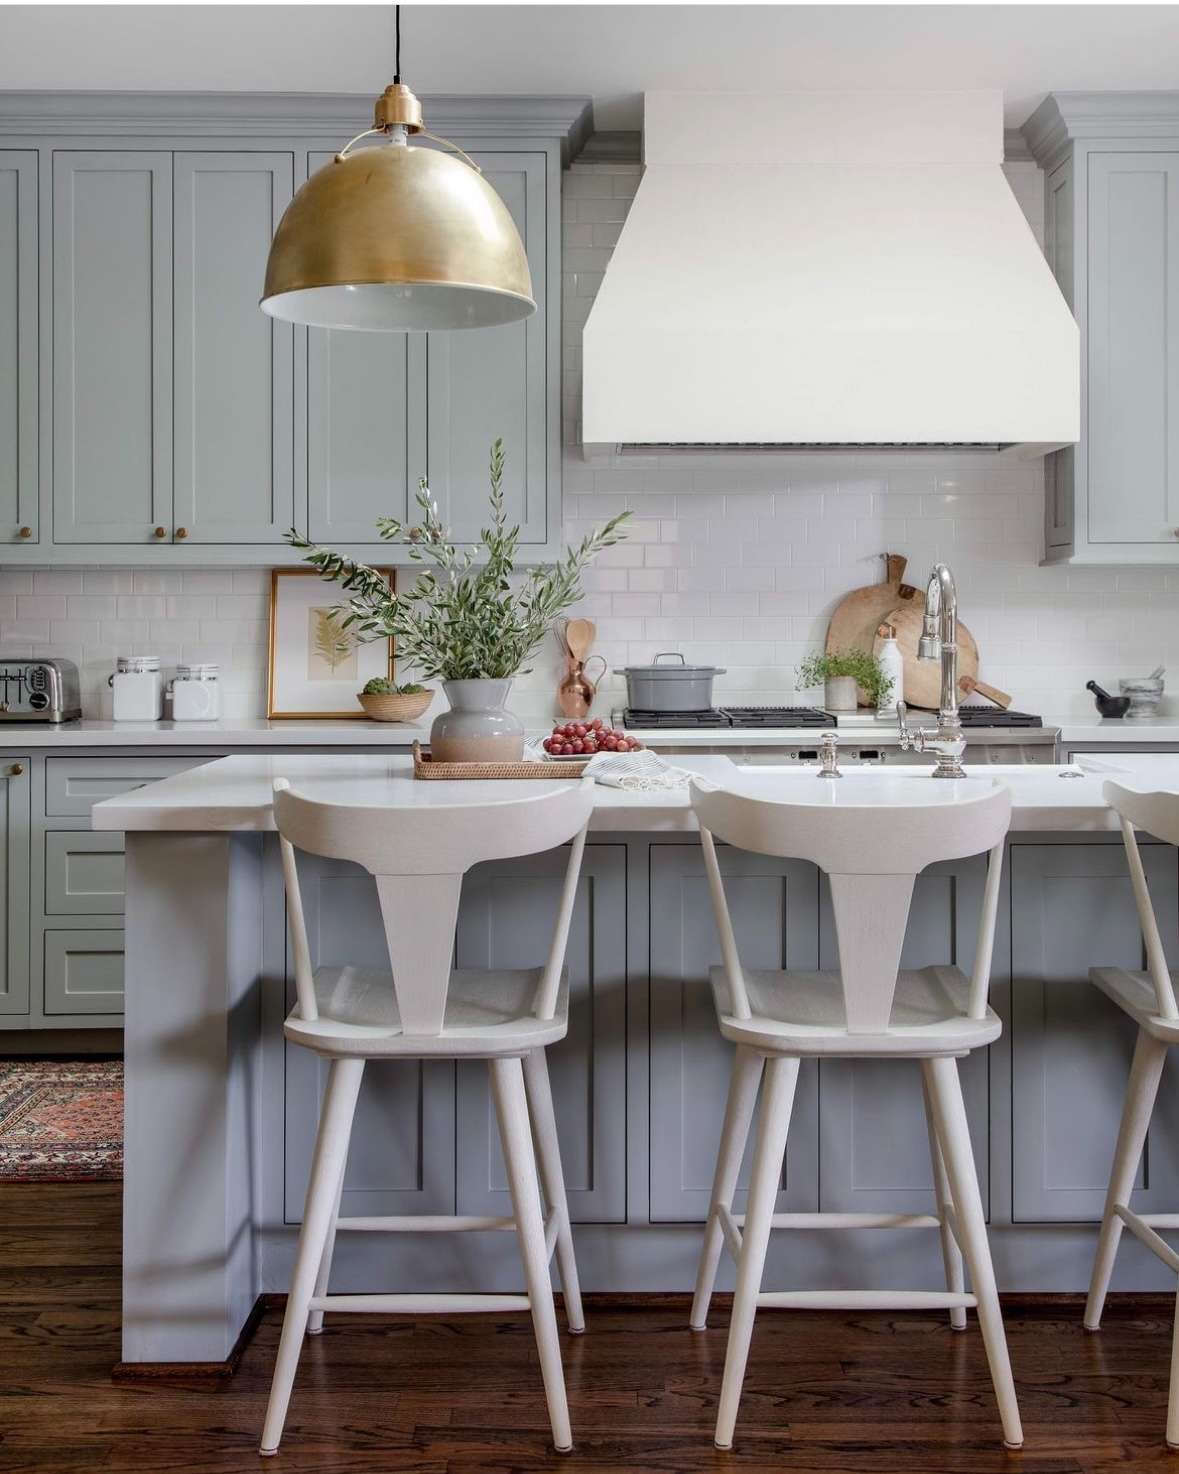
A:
286,440,630,682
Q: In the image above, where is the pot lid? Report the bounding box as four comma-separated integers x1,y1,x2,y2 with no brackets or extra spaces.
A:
621,653,726,677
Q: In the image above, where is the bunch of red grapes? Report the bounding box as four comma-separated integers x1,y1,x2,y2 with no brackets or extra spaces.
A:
542,717,643,757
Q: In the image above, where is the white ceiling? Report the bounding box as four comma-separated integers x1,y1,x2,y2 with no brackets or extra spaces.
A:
3,4,1178,132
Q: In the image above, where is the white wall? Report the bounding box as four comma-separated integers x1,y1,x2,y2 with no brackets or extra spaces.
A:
2,155,1174,722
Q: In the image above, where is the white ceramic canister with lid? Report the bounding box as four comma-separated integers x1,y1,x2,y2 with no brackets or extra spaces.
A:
110,655,163,721
171,663,220,721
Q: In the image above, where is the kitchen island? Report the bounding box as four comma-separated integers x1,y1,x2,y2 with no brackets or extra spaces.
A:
96,753,1179,1368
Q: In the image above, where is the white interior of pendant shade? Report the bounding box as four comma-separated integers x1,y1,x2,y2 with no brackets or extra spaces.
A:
261,282,536,331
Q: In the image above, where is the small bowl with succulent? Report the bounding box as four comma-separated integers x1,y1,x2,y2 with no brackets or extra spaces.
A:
357,678,434,724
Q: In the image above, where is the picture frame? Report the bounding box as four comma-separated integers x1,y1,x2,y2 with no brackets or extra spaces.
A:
267,567,395,719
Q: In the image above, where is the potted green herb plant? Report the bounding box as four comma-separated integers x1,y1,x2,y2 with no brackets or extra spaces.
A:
287,440,629,761
796,649,894,713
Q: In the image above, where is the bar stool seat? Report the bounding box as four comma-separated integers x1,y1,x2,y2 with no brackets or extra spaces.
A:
285,965,572,1056
710,963,1001,1056
1089,965,1179,1044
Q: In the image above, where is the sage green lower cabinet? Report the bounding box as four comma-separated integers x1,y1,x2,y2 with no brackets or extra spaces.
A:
647,843,820,1222
44,831,126,915
0,758,31,1017
818,856,990,1214
1011,841,1179,1222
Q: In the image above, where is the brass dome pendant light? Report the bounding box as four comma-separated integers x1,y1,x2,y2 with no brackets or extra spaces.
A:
260,4,535,331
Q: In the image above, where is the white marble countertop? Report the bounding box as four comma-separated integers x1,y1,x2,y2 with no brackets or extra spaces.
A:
0,718,433,747
91,752,1179,836
5,712,1177,751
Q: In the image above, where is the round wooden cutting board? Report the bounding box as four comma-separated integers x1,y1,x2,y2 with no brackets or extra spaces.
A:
825,555,922,705
875,602,979,711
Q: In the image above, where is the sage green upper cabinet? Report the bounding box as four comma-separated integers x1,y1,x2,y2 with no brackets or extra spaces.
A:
305,150,425,545
0,92,585,563
173,152,295,544
0,152,37,546
426,153,549,546
52,152,172,544
1026,94,1179,564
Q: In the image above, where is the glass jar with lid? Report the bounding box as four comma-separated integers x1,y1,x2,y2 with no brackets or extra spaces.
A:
110,655,163,721
171,663,220,722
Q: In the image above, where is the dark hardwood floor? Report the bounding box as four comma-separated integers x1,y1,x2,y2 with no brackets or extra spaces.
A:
2,1182,1177,1472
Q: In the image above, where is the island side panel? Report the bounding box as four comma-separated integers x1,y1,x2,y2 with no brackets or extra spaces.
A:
121,832,264,1365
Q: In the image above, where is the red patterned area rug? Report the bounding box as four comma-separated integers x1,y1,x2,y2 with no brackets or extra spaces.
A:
0,1059,123,1182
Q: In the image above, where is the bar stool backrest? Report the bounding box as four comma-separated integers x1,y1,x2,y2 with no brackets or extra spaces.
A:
690,779,1012,1034
1104,781,1179,1023
273,777,596,1036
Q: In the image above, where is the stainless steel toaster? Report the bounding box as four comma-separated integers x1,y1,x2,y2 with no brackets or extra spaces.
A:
0,658,82,722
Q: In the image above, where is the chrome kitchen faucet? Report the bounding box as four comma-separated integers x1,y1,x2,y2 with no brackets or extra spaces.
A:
896,562,968,779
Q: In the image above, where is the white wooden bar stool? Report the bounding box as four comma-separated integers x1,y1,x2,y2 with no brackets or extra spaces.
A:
260,775,595,1457
1084,781,1179,1447
687,775,1021,1450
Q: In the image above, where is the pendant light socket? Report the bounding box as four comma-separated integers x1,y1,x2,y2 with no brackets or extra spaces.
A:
374,82,424,133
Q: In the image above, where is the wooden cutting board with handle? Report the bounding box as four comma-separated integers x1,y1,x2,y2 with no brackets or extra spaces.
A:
875,602,980,711
825,554,922,706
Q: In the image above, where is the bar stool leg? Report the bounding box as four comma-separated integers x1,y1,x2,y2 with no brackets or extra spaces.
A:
261,1057,365,1456
523,1047,584,1334
1085,1028,1168,1331
714,1054,799,1451
691,1045,764,1330
307,1162,346,1336
924,1055,1022,1450
923,1073,966,1331
492,1056,573,1453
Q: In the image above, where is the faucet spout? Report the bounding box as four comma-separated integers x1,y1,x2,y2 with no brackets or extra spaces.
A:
902,562,966,778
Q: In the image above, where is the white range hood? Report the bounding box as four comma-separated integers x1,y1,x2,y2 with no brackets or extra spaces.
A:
582,91,1079,455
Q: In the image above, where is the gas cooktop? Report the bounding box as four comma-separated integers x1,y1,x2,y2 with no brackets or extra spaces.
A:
620,706,1044,730
622,706,835,729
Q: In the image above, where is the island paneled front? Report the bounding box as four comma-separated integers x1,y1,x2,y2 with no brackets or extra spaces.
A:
94,753,1179,1367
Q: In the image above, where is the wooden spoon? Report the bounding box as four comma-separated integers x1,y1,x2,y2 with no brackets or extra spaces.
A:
565,618,596,663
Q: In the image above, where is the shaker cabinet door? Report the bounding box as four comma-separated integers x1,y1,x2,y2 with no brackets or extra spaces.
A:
0,759,30,1017
1011,842,1179,1222
817,856,991,1215
305,150,424,546
0,152,38,546
454,845,627,1224
1087,151,1179,544
425,152,549,546
172,152,295,544
52,152,172,543
648,844,820,1222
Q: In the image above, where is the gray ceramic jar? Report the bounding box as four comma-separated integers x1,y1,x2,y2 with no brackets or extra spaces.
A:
429,678,526,762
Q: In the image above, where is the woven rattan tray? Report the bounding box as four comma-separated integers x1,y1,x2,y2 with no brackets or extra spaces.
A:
412,741,589,780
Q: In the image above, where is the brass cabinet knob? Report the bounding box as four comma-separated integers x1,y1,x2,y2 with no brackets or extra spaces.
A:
18,526,32,540
175,527,189,540
153,526,167,539
7,763,24,778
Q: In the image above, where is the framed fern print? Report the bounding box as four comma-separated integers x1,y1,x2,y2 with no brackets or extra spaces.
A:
267,568,395,719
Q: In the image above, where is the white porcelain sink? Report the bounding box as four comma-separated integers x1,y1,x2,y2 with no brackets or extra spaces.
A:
728,763,1089,807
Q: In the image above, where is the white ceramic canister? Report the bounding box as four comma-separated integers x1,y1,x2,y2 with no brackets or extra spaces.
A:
171,663,220,721
110,655,163,721
875,622,905,717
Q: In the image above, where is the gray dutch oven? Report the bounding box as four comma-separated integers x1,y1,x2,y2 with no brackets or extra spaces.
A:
620,653,726,713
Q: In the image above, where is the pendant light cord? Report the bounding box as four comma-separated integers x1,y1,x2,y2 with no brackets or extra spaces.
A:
393,3,401,83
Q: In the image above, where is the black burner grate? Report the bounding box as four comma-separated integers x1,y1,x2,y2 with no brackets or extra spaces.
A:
621,707,835,730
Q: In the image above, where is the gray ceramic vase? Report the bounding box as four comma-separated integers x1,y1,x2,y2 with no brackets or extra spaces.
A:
430,678,525,762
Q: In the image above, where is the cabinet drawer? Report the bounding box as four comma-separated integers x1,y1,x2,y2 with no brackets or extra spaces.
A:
45,757,204,817
45,832,125,915
43,928,124,1015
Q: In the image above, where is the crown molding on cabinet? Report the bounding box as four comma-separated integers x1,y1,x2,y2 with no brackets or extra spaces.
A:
0,90,594,161
1022,90,1179,167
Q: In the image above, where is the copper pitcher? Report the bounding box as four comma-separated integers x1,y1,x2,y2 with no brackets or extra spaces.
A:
558,655,606,719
